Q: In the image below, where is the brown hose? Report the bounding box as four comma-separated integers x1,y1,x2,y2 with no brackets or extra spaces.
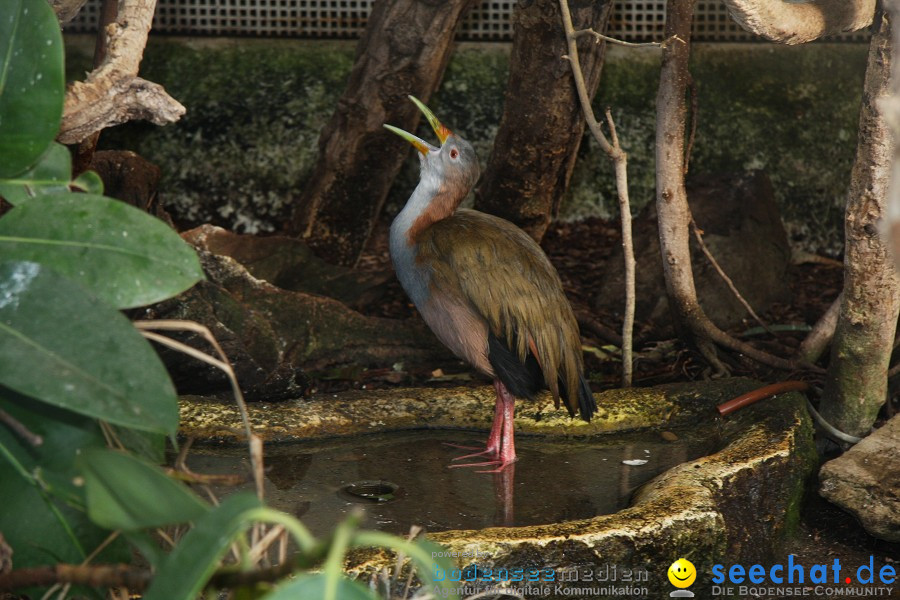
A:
716,381,810,416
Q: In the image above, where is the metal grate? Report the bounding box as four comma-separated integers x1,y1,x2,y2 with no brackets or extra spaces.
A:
65,0,867,42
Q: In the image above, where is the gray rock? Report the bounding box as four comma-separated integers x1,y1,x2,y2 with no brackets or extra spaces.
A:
596,171,791,337
819,414,900,542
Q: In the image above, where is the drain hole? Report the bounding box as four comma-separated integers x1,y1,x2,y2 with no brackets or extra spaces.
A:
340,480,399,503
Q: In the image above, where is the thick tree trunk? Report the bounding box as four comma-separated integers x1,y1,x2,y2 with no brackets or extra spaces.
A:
291,0,479,266
473,0,612,240
656,0,701,338
655,0,802,372
820,13,899,439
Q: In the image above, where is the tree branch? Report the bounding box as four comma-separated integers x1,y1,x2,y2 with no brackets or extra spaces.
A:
655,0,818,374
722,0,875,45
0,559,313,593
57,0,185,145
49,0,88,24
690,218,772,336
0,407,43,447
820,9,900,437
799,293,842,364
573,28,668,48
560,0,636,386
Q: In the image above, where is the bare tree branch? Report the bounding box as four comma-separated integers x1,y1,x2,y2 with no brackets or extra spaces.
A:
573,28,666,48
799,293,842,364
0,407,43,447
57,0,185,145
655,0,817,373
0,560,314,593
690,218,772,336
559,0,636,387
722,0,875,45
49,0,88,24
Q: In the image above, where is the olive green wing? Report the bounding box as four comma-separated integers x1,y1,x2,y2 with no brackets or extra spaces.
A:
417,209,583,413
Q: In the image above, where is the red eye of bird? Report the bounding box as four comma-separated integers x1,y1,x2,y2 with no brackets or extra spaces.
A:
450,148,459,160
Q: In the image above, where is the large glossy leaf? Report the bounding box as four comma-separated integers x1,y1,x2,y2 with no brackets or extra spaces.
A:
0,142,71,205
0,261,178,434
79,448,209,531
0,393,129,570
143,492,263,600
0,0,65,177
0,193,204,308
261,574,377,600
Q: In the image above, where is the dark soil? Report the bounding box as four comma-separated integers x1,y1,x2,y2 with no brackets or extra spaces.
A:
765,490,900,599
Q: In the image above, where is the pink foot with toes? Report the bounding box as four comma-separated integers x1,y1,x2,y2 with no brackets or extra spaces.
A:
447,380,517,473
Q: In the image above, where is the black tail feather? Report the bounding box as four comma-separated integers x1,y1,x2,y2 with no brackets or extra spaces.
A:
576,375,596,422
487,332,543,400
558,373,596,422
488,332,595,422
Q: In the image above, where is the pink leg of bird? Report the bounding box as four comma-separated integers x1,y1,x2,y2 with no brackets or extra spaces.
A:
448,386,504,460
450,380,517,473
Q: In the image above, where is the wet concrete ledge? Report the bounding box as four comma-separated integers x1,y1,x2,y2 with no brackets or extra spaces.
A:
181,378,816,599
182,378,767,442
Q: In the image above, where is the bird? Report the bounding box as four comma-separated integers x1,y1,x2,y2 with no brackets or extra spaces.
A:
384,96,596,473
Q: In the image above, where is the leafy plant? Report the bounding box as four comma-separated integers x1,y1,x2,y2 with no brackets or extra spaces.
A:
0,1,458,598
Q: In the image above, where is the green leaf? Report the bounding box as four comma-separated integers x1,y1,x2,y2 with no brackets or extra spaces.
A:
0,261,179,434
261,575,377,600
71,170,104,195
0,0,65,177
352,531,459,597
143,492,263,600
0,393,129,570
78,448,209,530
0,193,204,309
106,423,165,462
0,143,71,205
123,531,166,568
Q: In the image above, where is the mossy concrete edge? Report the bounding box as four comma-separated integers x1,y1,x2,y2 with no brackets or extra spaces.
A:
339,387,813,599
346,389,814,599
180,379,815,599
180,378,756,442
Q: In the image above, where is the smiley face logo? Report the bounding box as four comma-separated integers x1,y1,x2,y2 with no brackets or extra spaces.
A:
667,558,696,588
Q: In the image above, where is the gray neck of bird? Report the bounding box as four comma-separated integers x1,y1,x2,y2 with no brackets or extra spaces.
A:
389,169,445,308
391,168,457,247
